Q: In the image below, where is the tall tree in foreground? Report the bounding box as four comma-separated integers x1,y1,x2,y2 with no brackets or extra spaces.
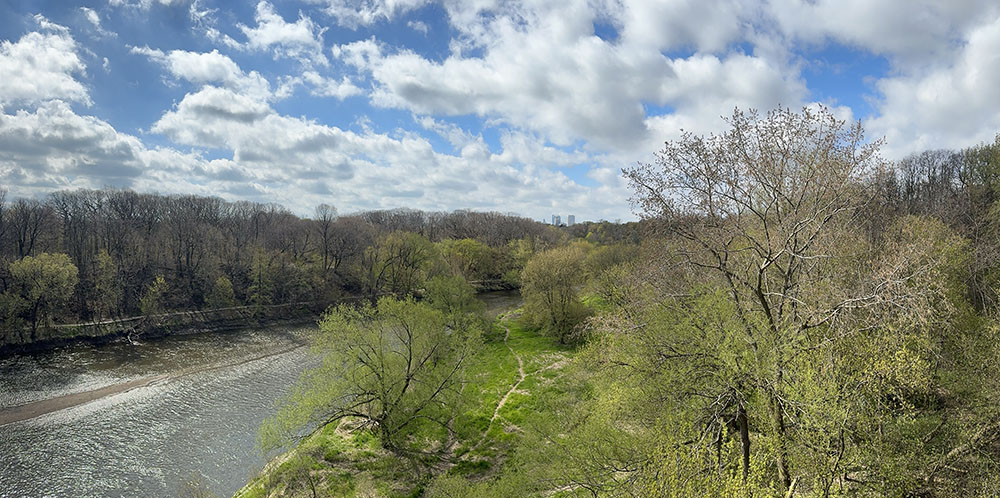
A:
621,106,965,492
260,298,480,462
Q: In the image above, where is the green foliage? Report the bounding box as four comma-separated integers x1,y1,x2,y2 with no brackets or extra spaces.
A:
424,274,485,327
360,232,437,301
205,276,237,309
249,249,277,307
439,238,496,281
0,291,26,342
520,245,590,343
260,297,481,458
140,274,168,316
8,252,79,338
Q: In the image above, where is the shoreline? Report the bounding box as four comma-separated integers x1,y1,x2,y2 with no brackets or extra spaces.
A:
0,341,309,426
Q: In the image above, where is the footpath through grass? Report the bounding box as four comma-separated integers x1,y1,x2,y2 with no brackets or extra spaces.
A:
235,310,575,498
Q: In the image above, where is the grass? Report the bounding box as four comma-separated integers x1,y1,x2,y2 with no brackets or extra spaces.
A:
236,306,577,497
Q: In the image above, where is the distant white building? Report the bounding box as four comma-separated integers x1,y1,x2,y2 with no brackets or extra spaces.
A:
567,215,575,226
552,215,562,226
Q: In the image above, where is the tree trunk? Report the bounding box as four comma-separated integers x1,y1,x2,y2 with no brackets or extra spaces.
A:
771,389,792,490
737,403,751,482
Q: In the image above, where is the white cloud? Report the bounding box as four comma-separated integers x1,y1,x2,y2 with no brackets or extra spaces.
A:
765,0,999,67
108,0,188,9
333,0,805,154
313,0,430,28
301,71,364,99
0,101,145,193
32,14,70,34
143,84,628,218
0,28,90,106
238,1,329,66
866,14,1000,158
80,7,117,38
131,46,273,100
407,20,429,34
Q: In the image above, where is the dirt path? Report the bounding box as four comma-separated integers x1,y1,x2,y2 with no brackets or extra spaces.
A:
468,324,526,452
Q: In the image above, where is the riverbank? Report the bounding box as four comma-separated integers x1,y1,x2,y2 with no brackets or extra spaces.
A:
1,284,518,357
0,301,325,357
236,305,578,498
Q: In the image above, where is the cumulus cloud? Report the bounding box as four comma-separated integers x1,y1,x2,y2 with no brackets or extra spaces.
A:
0,101,159,197
238,1,329,66
12,0,1000,221
300,71,364,99
333,0,804,153
131,46,273,100
765,0,999,67
143,83,628,217
0,24,90,106
866,15,1000,158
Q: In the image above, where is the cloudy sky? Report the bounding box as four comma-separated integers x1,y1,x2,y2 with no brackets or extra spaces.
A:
1,1,1000,221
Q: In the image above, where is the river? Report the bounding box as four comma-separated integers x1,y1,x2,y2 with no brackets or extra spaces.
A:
0,323,316,497
0,291,521,498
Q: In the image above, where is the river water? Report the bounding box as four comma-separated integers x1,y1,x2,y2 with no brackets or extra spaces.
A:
0,324,316,497
0,291,521,498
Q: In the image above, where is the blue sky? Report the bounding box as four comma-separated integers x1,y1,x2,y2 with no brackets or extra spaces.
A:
2,1,1000,221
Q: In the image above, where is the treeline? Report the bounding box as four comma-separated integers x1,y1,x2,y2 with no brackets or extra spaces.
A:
0,189,634,343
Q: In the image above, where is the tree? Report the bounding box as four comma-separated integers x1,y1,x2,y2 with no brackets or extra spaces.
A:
439,238,495,281
424,274,485,328
260,298,480,460
624,108,918,488
520,245,589,343
205,276,236,309
359,231,436,302
89,249,121,320
314,203,338,276
140,275,168,317
8,253,79,340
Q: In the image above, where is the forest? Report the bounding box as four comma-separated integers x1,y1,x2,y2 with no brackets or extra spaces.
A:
0,186,640,345
226,106,1000,497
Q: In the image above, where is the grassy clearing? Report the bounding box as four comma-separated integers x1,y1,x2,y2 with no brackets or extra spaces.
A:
235,309,575,498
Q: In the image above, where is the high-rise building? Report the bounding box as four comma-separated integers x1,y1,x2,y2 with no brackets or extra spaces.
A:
551,214,557,225
552,215,562,226
567,215,575,226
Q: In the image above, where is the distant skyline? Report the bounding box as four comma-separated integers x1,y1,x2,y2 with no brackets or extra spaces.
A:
3,1,1000,220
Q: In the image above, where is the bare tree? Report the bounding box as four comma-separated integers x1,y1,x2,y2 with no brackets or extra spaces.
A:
314,203,338,275
624,106,887,488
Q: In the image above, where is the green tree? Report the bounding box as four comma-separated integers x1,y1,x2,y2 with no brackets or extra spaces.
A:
620,106,979,492
8,252,79,340
520,245,589,343
261,298,480,459
205,275,236,309
439,238,495,281
359,231,436,302
248,249,276,308
140,275,168,317
424,274,485,328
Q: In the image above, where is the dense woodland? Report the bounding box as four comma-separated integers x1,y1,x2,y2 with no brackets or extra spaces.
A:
235,106,1000,498
0,187,640,342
